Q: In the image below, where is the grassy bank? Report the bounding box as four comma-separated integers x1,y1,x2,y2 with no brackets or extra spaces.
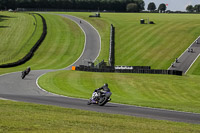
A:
39,70,200,113
0,13,84,75
64,12,200,70
0,100,200,132
0,12,41,65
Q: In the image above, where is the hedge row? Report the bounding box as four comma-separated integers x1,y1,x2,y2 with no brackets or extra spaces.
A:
0,13,47,68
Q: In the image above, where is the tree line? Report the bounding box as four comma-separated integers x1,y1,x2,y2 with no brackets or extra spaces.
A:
147,2,200,13
0,0,145,12
147,2,167,13
186,5,200,13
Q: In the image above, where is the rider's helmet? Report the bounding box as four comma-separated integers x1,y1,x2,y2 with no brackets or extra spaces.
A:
104,83,108,87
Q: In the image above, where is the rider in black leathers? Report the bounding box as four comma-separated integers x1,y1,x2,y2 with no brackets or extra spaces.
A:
96,83,110,91
94,83,110,97
89,83,111,104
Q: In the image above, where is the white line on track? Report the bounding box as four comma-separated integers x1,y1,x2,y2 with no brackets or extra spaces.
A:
35,13,101,101
168,36,200,72
2,13,199,117
57,14,101,70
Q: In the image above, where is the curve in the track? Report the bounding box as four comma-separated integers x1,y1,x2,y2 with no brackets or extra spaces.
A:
0,14,200,124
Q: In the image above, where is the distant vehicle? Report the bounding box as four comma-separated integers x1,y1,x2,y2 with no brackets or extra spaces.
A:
8,9,13,12
89,12,100,17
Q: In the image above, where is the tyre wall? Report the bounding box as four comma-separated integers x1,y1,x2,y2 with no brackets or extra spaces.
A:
75,65,183,76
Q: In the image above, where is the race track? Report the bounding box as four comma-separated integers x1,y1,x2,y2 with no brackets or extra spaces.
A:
169,36,200,74
0,14,200,124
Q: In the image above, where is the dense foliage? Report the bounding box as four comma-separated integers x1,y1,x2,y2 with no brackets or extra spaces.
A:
147,2,156,12
186,5,194,12
194,4,200,12
158,3,166,12
185,4,200,13
0,0,144,12
126,3,139,12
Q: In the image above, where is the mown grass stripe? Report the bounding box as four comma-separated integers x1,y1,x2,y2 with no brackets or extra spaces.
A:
0,13,36,64
1,100,200,132
0,12,84,74
39,70,200,113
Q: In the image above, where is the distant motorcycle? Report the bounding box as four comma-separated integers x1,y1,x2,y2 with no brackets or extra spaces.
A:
87,90,112,106
21,67,31,79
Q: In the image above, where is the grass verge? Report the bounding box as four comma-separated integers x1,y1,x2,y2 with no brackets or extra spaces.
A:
63,12,200,70
0,12,41,64
0,13,84,75
0,100,200,132
39,70,200,113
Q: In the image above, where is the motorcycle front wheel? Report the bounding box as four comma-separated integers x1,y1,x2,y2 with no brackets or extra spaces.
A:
98,97,107,106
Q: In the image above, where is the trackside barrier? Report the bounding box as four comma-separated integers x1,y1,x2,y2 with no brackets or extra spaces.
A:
75,65,183,76
109,24,115,67
95,60,107,69
0,13,47,68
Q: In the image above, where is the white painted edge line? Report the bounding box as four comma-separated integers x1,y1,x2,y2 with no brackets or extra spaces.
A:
0,71,21,77
0,97,18,102
168,36,200,70
54,13,101,70
36,72,200,115
58,14,87,70
185,53,200,74
35,13,101,101
62,14,101,64
33,13,200,115
35,13,101,98
110,102,200,115
79,16,102,62
36,73,200,115
36,73,88,101
38,13,88,70
0,97,9,100
2,13,198,116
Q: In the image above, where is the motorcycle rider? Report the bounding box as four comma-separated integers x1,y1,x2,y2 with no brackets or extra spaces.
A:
92,83,111,102
21,67,31,79
96,83,110,94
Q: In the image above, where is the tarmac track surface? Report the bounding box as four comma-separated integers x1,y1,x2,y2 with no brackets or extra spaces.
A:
0,14,200,124
169,36,200,74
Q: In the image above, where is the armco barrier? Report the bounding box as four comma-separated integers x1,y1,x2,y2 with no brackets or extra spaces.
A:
75,65,182,76
0,13,47,68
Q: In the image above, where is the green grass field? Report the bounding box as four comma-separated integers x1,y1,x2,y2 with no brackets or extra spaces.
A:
64,12,200,70
0,12,42,65
1,100,200,132
39,70,200,113
0,12,84,75
1,12,200,131
37,13,200,113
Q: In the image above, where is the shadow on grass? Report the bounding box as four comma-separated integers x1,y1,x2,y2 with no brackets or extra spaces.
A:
0,26,10,28
0,15,14,18
0,15,15,22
